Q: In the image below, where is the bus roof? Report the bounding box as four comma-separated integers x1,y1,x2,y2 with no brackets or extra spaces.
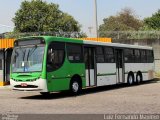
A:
17,36,153,50
83,40,152,50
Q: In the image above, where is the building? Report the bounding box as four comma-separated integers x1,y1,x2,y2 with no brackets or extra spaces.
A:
0,39,15,86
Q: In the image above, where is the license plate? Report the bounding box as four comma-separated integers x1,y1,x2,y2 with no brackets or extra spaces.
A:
21,83,28,87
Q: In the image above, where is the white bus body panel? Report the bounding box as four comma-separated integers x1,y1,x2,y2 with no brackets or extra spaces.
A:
97,63,117,86
124,63,154,83
86,70,89,86
86,69,95,86
90,69,95,86
116,68,123,83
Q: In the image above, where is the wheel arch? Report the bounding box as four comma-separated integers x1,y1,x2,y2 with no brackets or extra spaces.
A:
137,71,142,76
128,71,134,77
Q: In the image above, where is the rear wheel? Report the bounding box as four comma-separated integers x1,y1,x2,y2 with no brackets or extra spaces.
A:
136,72,142,84
127,73,134,85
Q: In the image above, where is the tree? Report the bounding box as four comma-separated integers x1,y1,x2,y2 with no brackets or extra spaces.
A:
143,10,160,30
13,0,81,33
99,8,143,38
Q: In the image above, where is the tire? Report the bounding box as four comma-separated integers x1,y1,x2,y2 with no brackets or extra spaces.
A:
70,80,81,95
136,72,142,84
127,73,134,85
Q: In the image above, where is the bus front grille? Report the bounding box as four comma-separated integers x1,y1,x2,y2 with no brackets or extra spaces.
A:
14,85,38,88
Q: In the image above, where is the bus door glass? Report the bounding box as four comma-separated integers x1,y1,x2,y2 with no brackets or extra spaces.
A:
116,49,124,83
84,47,96,86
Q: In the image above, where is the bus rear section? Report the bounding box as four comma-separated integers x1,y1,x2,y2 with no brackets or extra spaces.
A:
123,49,154,85
83,40,154,88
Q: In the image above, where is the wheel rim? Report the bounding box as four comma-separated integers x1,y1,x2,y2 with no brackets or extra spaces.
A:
72,82,79,93
129,76,133,84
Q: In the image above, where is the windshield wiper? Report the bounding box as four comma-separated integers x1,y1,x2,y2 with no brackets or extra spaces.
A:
14,49,19,57
26,45,37,61
17,46,26,61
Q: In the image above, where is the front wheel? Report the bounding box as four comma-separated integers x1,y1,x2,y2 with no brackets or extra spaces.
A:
70,80,81,95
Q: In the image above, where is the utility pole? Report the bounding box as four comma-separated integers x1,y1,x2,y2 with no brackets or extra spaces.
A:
94,0,98,38
88,26,93,37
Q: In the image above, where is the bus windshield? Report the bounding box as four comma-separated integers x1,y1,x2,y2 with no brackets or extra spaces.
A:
11,45,45,73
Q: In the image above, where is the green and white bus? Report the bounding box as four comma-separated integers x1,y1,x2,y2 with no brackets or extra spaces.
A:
10,36,154,95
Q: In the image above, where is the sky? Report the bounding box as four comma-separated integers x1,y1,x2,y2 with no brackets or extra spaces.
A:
0,0,160,36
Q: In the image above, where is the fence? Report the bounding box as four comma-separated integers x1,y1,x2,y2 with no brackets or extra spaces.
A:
99,31,160,40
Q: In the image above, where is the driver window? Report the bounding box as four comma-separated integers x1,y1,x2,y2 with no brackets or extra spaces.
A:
47,42,65,72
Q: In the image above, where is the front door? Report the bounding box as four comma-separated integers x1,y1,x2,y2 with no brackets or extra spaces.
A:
47,42,67,92
84,47,96,86
116,49,124,83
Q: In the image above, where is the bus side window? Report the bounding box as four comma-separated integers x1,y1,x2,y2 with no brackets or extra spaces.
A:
147,50,154,63
134,50,141,63
47,42,65,72
96,46,105,63
141,50,147,63
104,47,115,63
124,49,134,63
66,44,83,63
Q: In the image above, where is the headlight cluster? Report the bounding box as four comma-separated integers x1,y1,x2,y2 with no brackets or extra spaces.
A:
12,79,37,82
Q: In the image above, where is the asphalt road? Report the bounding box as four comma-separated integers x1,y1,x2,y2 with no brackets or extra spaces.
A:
0,80,160,115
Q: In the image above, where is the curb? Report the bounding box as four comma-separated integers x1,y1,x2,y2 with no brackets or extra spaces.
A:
0,85,12,90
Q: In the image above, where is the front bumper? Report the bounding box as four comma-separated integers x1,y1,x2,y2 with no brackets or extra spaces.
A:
10,78,48,92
